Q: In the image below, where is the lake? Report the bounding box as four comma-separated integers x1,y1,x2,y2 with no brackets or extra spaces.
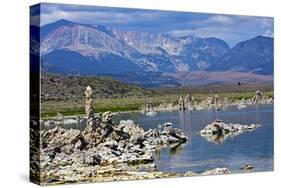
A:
113,104,274,174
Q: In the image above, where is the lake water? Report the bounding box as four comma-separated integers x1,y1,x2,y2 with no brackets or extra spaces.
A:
113,104,274,174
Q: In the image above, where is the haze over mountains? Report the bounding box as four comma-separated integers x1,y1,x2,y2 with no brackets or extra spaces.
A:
31,19,273,87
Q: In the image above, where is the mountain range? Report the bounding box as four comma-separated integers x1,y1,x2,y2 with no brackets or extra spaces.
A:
30,19,273,86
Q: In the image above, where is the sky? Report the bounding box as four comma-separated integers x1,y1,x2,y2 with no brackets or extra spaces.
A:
31,3,274,47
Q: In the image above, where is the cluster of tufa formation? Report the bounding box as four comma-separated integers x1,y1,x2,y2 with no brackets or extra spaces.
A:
39,86,188,184
252,90,263,104
200,119,261,143
179,94,194,111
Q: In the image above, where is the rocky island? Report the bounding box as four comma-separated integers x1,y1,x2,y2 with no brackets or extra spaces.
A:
200,119,261,143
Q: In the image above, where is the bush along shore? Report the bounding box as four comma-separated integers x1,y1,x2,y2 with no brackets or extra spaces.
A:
33,86,264,185
41,89,273,126
41,88,273,119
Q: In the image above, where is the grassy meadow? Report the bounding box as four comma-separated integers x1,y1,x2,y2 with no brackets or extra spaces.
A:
41,89,273,118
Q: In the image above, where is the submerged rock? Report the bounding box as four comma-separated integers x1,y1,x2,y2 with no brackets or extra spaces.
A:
184,167,231,176
240,164,254,170
163,122,173,127
202,167,231,175
245,165,254,170
146,111,157,116
237,104,247,110
184,171,198,176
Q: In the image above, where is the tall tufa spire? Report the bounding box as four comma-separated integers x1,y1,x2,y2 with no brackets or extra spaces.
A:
85,86,94,126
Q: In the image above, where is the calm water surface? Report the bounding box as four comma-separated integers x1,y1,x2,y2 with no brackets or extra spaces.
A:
113,104,274,173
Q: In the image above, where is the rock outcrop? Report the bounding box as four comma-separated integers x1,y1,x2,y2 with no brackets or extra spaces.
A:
39,86,188,184
40,117,187,184
200,119,261,143
41,118,187,164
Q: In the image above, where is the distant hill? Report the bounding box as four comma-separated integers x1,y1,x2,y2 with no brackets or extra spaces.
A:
165,71,273,86
208,36,273,75
41,73,152,102
106,71,273,87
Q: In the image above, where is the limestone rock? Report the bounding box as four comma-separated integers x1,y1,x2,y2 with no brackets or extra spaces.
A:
184,167,231,176
162,125,187,143
184,171,198,177
41,127,81,150
85,86,95,126
38,86,190,184
252,90,263,104
202,167,231,175
84,151,102,165
200,119,261,143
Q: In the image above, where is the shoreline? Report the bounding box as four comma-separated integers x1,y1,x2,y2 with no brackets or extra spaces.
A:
41,166,270,186
41,100,273,121
40,89,273,118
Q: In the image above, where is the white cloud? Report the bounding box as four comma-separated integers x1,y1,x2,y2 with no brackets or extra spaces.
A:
39,7,164,26
167,26,260,47
40,10,133,26
167,14,273,46
35,4,273,47
263,30,274,37
168,26,245,38
202,15,236,25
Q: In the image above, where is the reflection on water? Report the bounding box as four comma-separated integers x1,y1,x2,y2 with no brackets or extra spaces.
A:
169,142,186,155
114,104,273,174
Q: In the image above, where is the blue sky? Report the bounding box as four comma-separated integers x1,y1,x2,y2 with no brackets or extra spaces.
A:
31,3,274,47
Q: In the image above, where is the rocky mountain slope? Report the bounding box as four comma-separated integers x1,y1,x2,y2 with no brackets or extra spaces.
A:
208,36,273,75
39,20,234,74
32,19,274,87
